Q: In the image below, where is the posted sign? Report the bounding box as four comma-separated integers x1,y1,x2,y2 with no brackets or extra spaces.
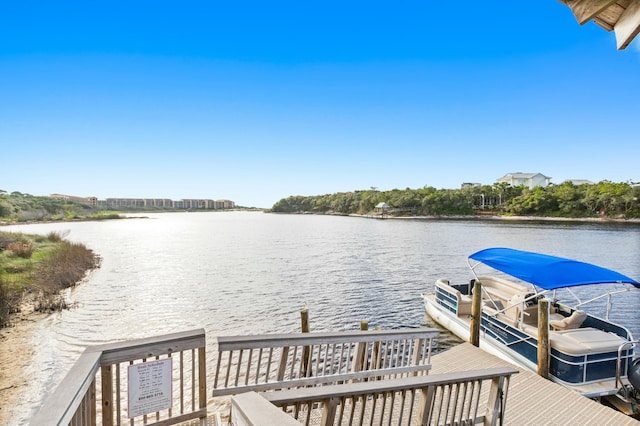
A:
128,358,173,418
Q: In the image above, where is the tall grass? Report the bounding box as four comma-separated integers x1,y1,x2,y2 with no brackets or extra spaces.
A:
34,241,101,312
0,231,101,323
7,241,35,259
0,276,9,327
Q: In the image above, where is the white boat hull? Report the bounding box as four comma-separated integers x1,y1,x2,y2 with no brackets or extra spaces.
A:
423,294,621,398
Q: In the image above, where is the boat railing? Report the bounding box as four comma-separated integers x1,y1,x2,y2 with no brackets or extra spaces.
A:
212,328,439,397
30,328,207,426
616,339,640,399
233,366,518,426
557,285,637,322
482,312,634,387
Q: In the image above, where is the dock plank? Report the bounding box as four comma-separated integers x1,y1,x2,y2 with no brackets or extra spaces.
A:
429,343,639,425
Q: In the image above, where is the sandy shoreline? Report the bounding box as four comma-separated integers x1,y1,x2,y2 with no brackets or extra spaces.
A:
0,303,48,425
349,213,640,223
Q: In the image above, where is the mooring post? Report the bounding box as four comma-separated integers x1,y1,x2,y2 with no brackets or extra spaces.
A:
300,308,312,377
352,320,369,373
538,299,550,379
470,280,482,347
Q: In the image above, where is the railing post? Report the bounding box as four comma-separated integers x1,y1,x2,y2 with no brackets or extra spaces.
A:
320,397,339,426
101,365,114,426
277,347,290,381
412,338,425,376
470,280,482,347
198,346,207,420
417,385,436,425
372,326,382,370
484,375,507,426
90,378,97,426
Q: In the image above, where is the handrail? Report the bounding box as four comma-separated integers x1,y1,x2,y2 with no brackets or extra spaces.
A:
31,329,207,426
213,328,439,397
216,328,439,349
260,366,518,426
32,328,439,425
32,350,102,426
616,339,639,398
264,367,517,402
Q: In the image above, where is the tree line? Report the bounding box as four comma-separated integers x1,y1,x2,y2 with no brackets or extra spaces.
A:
271,181,640,219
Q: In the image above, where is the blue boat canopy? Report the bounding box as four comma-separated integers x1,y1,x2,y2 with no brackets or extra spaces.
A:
469,247,640,290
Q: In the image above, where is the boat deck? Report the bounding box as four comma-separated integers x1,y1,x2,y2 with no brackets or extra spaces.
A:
429,342,639,425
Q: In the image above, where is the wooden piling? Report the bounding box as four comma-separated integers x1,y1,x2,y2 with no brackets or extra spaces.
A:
301,309,310,334
470,280,482,347
537,299,550,379
301,309,312,377
352,320,370,374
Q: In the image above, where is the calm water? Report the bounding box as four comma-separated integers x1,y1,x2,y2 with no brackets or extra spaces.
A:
5,212,640,423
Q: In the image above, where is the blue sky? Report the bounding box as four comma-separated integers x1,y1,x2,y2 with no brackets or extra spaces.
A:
1,2,638,208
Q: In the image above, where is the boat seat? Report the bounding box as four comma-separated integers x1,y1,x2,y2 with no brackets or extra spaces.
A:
454,291,473,316
550,310,587,331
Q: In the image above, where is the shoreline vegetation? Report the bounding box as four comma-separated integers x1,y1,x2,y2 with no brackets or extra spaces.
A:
0,230,101,424
0,231,101,328
270,180,640,220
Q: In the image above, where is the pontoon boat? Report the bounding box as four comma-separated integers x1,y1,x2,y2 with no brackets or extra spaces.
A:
423,247,640,403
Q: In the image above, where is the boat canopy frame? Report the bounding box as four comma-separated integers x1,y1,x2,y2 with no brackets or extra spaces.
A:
468,248,640,291
466,247,640,321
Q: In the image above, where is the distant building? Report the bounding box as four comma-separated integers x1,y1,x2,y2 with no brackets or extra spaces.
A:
461,182,481,189
216,199,236,209
50,194,98,207
51,194,234,210
496,173,551,189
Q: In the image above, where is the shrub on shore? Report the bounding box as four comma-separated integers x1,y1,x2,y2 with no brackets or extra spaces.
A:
0,231,101,325
34,240,100,312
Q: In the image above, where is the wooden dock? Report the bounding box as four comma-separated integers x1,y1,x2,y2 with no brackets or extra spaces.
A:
429,342,639,425
35,327,640,425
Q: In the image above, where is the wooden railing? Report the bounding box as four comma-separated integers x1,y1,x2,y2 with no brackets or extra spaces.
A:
213,328,439,397
31,328,440,425
31,329,207,426
234,366,518,426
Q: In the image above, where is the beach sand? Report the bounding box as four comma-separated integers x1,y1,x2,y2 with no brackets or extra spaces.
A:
0,302,47,425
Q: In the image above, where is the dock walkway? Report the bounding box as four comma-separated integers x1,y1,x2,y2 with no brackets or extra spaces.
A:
202,342,639,425
429,342,638,425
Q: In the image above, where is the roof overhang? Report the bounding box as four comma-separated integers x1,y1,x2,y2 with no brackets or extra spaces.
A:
559,0,640,49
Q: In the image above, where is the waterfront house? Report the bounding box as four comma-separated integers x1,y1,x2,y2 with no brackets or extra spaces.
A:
496,172,551,189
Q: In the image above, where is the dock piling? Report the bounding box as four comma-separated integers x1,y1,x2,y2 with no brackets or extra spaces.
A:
301,308,312,377
537,299,550,379
470,280,482,347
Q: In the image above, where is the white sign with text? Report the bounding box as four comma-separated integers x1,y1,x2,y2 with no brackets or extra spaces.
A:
128,358,173,418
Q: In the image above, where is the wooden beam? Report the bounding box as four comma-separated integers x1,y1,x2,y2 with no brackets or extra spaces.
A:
565,0,618,25
615,0,640,49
